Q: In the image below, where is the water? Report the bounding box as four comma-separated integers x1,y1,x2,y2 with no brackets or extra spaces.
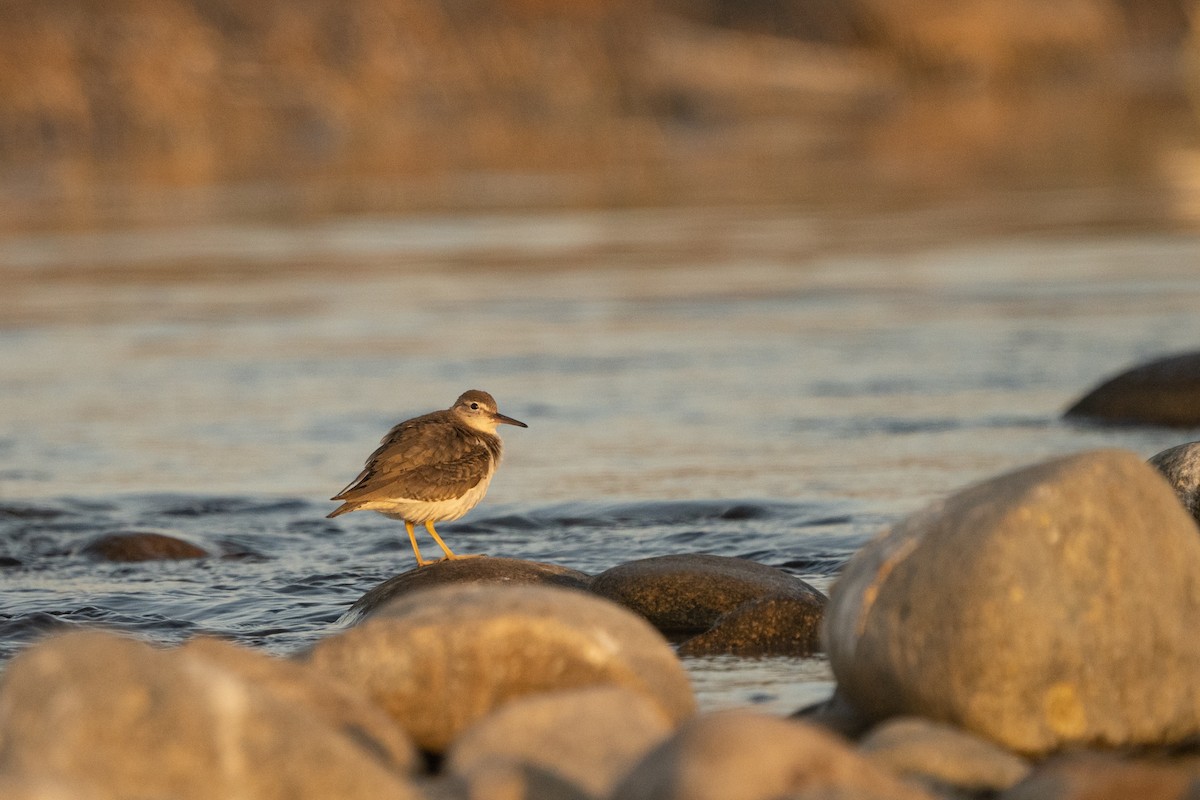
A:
3,206,1200,714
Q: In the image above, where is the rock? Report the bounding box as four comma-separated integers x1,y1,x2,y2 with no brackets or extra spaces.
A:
791,689,876,739
445,686,673,797
1000,752,1200,800
859,716,1032,792
0,779,100,800
305,584,696,753
1064,351,1200,427
179,636,420,773
346,557,591,623
825,449,1200,755
81,531,208,561
589,554,826,633
676,594,823,656
1149,441,1200,525
0,631,422,799
428,762,592,800
610,709,933,800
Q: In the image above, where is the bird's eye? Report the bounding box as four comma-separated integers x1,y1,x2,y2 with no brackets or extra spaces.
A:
470,402,479,410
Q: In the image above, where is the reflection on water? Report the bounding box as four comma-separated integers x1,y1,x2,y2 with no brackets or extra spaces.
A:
3,205,1200,709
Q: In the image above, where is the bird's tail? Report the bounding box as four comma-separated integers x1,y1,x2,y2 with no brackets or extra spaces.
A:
326,502,356,518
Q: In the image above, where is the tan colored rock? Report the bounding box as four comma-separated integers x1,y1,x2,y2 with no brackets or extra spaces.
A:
610,709,932,800
1001,752,1200,800
446,686,673,797
859,716,1031,791
0,631,421,800
306,584,695,753
826,449,1200,755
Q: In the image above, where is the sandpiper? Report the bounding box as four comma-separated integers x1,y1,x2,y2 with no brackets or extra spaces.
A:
327,390,527,566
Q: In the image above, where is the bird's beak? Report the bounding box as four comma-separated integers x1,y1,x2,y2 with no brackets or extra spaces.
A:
493,412,528,428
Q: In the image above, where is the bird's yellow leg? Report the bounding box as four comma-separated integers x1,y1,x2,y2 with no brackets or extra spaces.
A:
405,520,435,567
425,521,482,561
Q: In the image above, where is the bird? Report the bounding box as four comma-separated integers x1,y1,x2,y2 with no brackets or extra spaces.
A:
327,390,527,567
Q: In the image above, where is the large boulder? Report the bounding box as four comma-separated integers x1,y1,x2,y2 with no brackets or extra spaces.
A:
1064,351,1200,427
825,449,1200,755
305,583,695,753
0,631,421,799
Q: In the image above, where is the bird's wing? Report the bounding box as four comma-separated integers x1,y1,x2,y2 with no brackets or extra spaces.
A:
331,416,494,503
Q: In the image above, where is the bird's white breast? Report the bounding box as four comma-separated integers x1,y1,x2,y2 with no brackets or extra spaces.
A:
363,471,495,523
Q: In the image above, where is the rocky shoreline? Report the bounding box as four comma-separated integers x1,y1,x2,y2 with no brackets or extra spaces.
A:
5,354,1200,797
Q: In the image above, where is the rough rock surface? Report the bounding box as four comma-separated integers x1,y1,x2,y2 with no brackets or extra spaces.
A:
346,557,591,623
1064,351,1200,427
825,449,1200,755
1149,440,1200,526
306,583,696,752
589,554,826,633
0,631,422,799
445,686,673,797
676,594,823,656
610,709,932,800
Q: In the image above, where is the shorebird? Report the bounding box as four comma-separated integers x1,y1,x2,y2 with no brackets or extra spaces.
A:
327,390,527,566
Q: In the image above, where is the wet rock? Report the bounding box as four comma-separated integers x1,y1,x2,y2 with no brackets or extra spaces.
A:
1064,351,1200,427
0,631,422,799
179,636,420,773
610,709,933,800
791,689,876,739
825,449,1200,755
81,531,208,561
346,557,591,623
305,584,696,753
676,594,823,656
859,716,1032,792
1001,752,1200,800
589,554,826,633
1149,441,1200,525
445,686,673,797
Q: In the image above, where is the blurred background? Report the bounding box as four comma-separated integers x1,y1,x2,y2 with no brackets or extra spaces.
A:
0,0,1197,232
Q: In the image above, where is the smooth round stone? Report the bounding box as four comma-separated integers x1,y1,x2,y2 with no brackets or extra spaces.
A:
179,636,419,773
446,686,673,797
589,554,826,633
1001,752,1200,800
825,449,1200,755
610,709,933,800
306,584,696,753
346,557,591,623
432,761,592,800
1148,440,1200,525
81,531,207,561
0,631,422,800
859,717,1031,792
1064,351,1200,427
676,594,823,657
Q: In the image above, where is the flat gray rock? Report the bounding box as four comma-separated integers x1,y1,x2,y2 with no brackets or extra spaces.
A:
306,583,696,753
825,449,1200,755
445,686,673,797
346,557,591,623
610,709,932,800
0,631,422,799
859,716,1031,792
589,554,826,633
1064,351,1200,427
1149,440,1200,525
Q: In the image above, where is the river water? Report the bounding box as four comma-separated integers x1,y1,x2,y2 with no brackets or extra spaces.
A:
3,204,1200,713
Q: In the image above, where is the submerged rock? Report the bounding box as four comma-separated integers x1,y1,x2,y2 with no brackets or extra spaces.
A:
346,556,591,623
1148,440,1200,526
445,686,673,797
1064,351,1200,427
0,631,422,799
305,583,695,753
825,449,1200,755
858,716,1031,792
589,553,826,633
81,531,208,561
676,594,823,657
610,709,932,800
